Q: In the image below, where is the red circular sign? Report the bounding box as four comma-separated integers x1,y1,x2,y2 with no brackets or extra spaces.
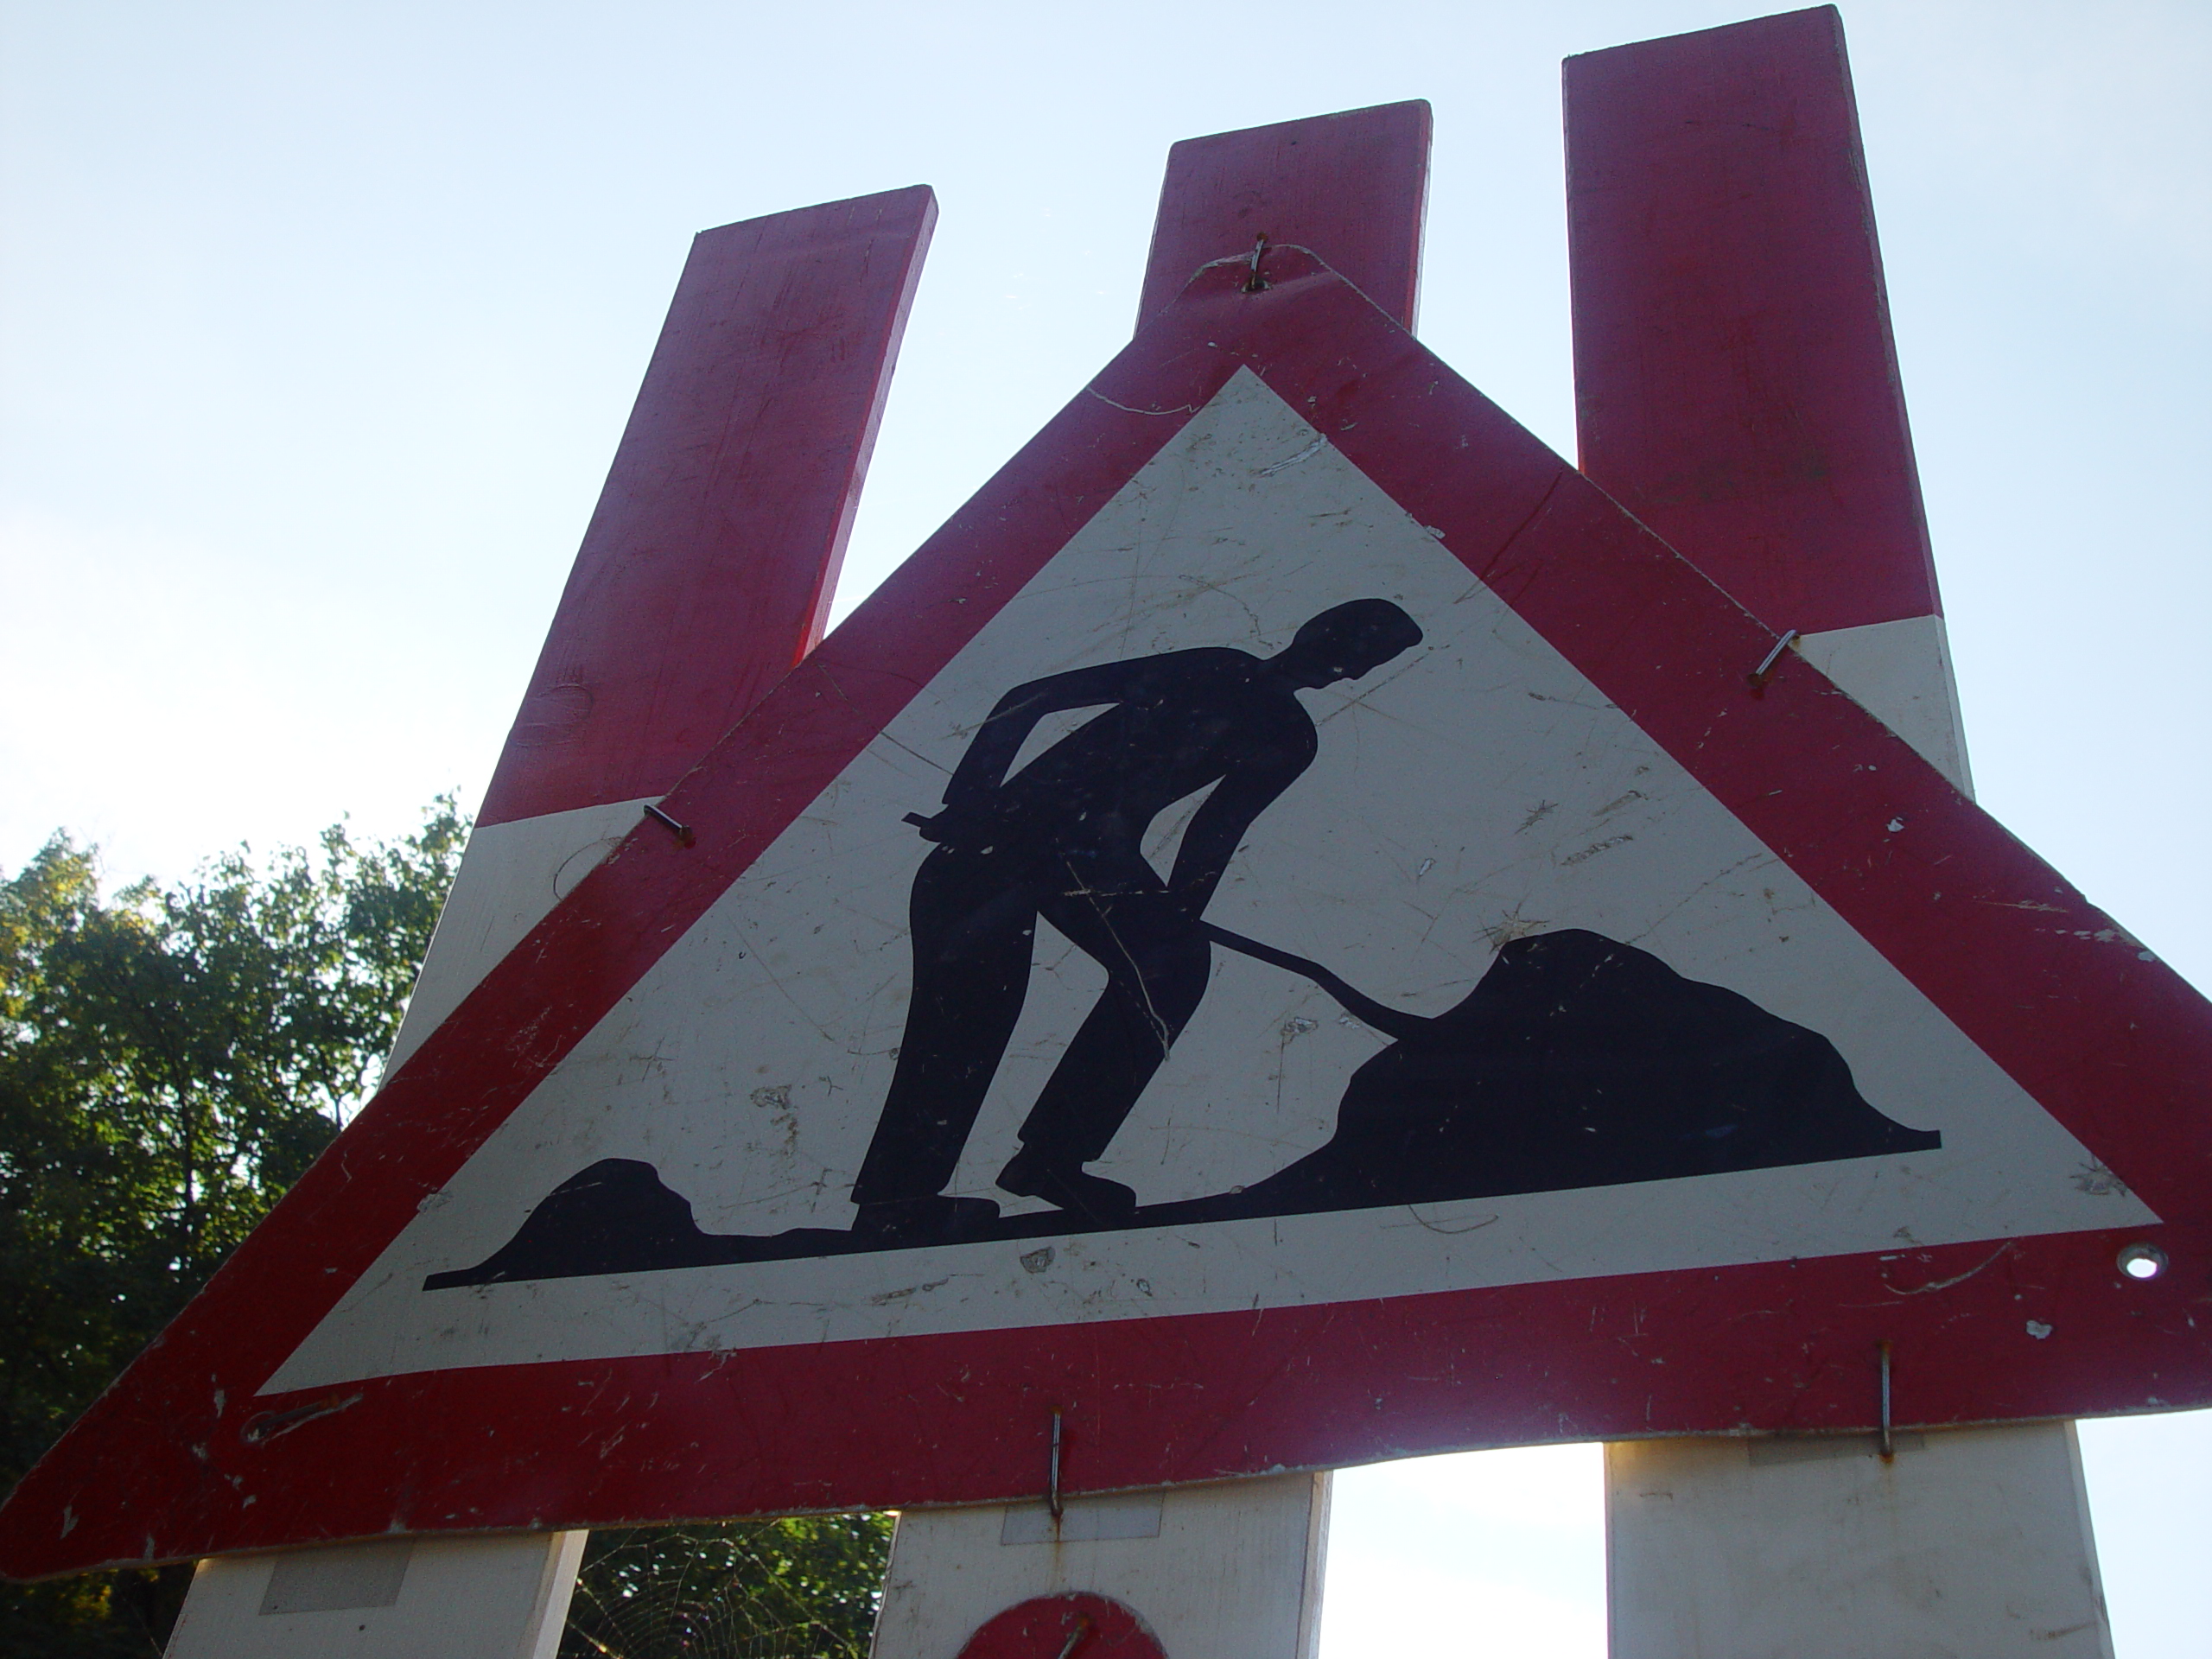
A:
956,1592,1167,1658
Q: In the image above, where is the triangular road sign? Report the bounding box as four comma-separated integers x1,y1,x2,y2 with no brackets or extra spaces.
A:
7,245,2209,1576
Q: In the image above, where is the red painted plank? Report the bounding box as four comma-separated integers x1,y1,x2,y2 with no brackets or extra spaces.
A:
6,251,2206,1575
477,186,935,828
1566,7,1938,633
1136,101,1429,330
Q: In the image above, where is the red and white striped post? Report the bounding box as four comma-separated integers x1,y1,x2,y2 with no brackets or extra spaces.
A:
871,100,1428,1659
166,186,936,1659
1567,10,2106,1653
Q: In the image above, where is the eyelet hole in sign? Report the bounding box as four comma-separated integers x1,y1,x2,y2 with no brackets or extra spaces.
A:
2117,1242,2169,1281
957,1592,1166,1659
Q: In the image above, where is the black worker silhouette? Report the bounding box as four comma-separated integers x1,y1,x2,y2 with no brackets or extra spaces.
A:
849,597,1425,1244
425,602,1946,1293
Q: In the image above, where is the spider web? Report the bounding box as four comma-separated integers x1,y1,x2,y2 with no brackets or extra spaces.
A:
558,1515,893,1659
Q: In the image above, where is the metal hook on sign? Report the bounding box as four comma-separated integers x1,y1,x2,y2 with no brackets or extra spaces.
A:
1049,1409,1065,1518
1243,234,1270,293
1747,629,1800,694
1878,1340,1895,1461
644,802,696,847
1055,1613,1096,1659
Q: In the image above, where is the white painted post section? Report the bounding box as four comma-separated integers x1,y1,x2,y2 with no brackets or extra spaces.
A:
163,1531,585,1659
1792,615,1974,800
871,1474,1330,1659
378,798,652,1079
1608,1426,2109,1657
1602,618,2114,1656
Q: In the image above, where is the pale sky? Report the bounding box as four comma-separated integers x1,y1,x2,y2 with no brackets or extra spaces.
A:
3,1,2208,1651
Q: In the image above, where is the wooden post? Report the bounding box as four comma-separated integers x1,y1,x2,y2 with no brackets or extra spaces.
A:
164,1533,586,1659
390,182,937,1071
165,186,933,1654
872,1476,1330,1659
1136,101,1429,330
1607,1426,2110,1657
1567,10,2105,1650
868,105,1431,1659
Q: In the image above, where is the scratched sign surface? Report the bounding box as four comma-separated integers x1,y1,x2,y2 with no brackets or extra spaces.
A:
8,254,2207,1573
276,371,2143,1388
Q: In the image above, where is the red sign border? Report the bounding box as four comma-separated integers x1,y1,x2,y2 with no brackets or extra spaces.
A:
5,251,2207,1577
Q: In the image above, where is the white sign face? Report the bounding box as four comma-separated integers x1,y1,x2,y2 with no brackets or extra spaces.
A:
272,372,2152,1393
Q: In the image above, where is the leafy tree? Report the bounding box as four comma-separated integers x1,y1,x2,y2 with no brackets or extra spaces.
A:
0,804,466,1653
0,805,894,1656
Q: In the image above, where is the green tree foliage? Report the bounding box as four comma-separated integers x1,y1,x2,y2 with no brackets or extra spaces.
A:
0,805,894,1657
0,804,467,1654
